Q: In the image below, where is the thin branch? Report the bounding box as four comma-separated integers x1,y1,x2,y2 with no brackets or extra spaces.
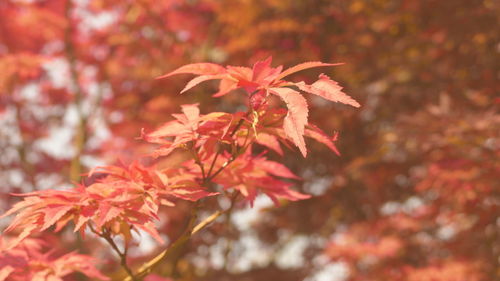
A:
205,146,221,181
103,232,138,281
124,208,225,281
192,209,224,235
205,157,234,182
205,117,245,181
89,225,138,281
187,142,207,180
205,126,253,183
205,112,250,183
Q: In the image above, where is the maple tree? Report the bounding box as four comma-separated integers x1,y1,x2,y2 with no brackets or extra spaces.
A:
1,55,358,280
1,0,498,281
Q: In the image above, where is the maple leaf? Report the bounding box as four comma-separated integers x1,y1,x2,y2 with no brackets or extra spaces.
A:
157,57,340,98
1,162,215,247
0,237,108,280
143,104,243,159
305,124,340,155
296,74,360,108
212,149,309,205
158,57,359,156
253,108,341,156
0,190,81,249
269,87,308,156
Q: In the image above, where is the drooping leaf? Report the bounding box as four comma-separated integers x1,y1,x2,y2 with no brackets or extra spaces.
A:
213,151,309,206
260,159,301,180
297,74,360,108
269,87,309,157
305,124,340,155
262,181,311,206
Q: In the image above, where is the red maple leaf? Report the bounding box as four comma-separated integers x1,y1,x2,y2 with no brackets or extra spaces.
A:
1,162,216,248
209,149,309,205
158,57,359,157
0,237,108,281
142,103,240,159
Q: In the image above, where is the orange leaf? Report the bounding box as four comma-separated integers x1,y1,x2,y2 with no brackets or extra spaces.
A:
269,87,309,157
297,74,360,108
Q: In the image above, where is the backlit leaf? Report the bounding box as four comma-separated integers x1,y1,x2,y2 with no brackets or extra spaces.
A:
269,87,309,157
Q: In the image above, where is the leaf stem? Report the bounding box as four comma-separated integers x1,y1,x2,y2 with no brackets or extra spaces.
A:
188,142,207,180
205,147,221,181
204,112,250,184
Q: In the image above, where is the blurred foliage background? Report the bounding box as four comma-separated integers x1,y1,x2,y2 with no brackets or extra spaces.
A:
0,0,498,280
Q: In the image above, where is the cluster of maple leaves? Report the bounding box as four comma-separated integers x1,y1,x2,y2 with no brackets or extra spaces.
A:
0,237,108,281
2,0,497,280
1,57,359,280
